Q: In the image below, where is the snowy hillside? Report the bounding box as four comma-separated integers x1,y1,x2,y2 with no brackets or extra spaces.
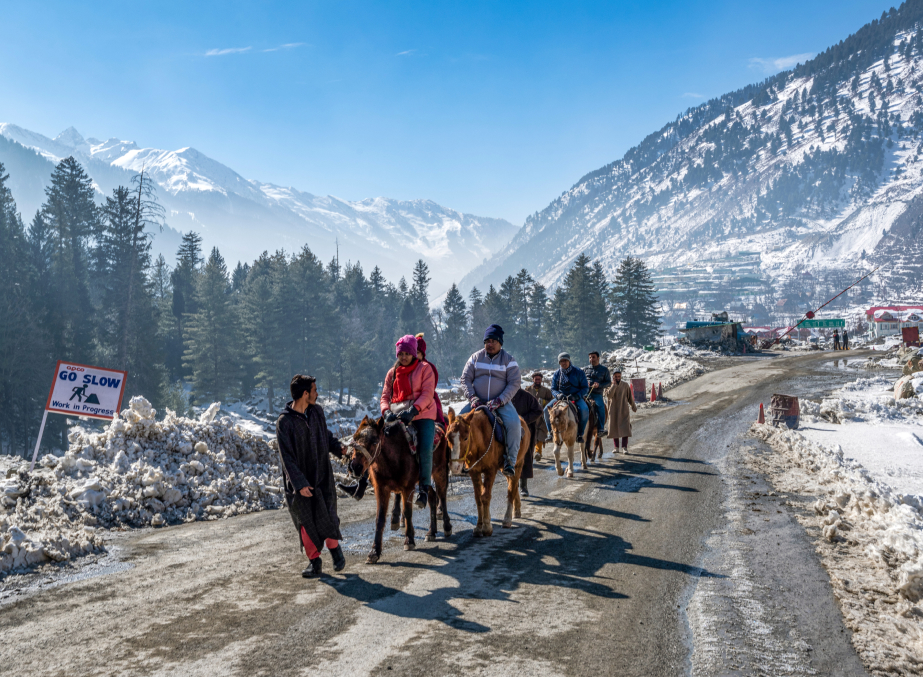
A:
0,124,518,296
463,3,923,301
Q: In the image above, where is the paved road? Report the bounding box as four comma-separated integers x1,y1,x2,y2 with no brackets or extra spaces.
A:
0,352,873,676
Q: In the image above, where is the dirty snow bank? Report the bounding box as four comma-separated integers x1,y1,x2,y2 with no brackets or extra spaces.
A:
0,396,282,577
750,422,923,674
605,345,706,390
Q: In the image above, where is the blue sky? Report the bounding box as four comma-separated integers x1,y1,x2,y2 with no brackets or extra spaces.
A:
0,0,895,224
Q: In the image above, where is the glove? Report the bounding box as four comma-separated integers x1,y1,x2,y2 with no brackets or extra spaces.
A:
487,398,502,412
398,406,418,424
555,393,567,401
385,411,398,424
470,397,485,409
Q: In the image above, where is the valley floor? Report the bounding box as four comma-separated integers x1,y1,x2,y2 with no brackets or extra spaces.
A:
0,352,892,676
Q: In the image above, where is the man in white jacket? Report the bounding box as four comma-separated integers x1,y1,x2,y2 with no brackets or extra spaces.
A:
460,324,521,477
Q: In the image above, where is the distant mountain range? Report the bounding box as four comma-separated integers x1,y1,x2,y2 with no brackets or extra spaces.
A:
463,2,923,304
0,124,518,296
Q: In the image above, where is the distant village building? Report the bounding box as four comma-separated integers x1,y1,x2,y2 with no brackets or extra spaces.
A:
865,305,923,338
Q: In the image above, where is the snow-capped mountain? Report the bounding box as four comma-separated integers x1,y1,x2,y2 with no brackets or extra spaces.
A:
0,124,518,296
463,2,923,302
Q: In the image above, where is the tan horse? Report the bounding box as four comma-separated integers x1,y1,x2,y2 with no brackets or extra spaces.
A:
446,407,529,536
548,400,587,478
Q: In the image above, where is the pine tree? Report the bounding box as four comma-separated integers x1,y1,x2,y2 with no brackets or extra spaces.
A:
40,157,100,364
183,248,241,403
168,231,203,379
241,252,289,413
0,163,48,455
610,256,662,347
439,283,468,376
549,254,612,359
96,183,163,403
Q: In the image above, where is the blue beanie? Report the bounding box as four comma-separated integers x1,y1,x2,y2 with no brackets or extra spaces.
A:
483,324,504,345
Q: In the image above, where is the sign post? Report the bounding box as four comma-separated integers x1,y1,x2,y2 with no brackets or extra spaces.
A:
30,361,127,471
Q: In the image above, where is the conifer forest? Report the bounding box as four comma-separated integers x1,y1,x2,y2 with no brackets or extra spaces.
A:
0,157,661,456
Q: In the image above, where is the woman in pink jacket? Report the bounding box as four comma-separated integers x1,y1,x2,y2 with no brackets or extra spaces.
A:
381,334,437,508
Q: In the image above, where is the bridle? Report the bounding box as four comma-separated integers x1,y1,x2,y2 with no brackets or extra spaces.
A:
344,431,384,483
456,410,497,473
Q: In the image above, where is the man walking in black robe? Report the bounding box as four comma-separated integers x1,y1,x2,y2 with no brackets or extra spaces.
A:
511,388,543,497
277,374,347,578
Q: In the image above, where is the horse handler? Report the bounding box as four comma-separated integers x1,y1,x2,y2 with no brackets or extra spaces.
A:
511,387,543,497
604,367,637,453
276,374,347,579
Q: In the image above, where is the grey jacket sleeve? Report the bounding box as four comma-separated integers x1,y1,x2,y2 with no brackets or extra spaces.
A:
461,355,476,401
497,357,521,405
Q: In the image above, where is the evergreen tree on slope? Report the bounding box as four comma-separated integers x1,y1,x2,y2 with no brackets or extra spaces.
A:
610,256,662,347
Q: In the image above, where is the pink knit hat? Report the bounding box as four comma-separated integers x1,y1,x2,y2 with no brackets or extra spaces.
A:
395,334,418,357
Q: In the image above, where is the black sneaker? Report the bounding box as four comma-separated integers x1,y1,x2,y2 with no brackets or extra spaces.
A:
415,488,428,509
576,435,584,443
330,545,346,572
501,463,516,478
302,557,322,578
600,428,607,436
520,478,529,497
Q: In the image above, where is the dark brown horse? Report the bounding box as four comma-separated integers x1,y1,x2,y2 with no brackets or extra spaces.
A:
445,407,529,536
346,416,451,563
584,397,605,462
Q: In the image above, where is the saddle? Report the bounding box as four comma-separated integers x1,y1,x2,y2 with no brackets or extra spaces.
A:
475,406,506,447
551,398,579,424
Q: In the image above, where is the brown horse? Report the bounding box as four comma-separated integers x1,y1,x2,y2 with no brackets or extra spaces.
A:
446,407,529,536
389,432,452,539
346,416,451,564
584,398,605,462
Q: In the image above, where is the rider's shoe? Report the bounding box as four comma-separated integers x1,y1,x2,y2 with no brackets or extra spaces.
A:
329,546,346,572
414,487,429,509
600,428,607,436
576,435,584,443
302,557,323,578
501,463,516,478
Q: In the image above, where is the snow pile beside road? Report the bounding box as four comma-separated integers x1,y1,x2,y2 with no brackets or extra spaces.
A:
750,423,923,673
800,375,923,425
605,345,705,389
0,396,282,576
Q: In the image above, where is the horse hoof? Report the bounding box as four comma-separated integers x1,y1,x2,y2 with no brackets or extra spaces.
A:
366,552,380,564
556,468,564,476
483,529,494,537
566,470,574,478
502,521,512,529
444,528,452,539
404,541,416,551
425,533,436,542
390,522,400,532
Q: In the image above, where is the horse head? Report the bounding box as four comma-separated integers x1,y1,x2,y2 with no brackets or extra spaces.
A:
348,415,383,478
549,401,573,445
445,409,475,475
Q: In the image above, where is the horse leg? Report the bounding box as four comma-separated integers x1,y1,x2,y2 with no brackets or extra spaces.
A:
503,473,516,527
566,441,575,478
480,471,495,536
582,434,591,469
403,491,415,550
534,440,543,462
390,493,402,531
470,473,485,537
368,488,390,564
553,442,564,476
426,485,438,542
437,474,452,538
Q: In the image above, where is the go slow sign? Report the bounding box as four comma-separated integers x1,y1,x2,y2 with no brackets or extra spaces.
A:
46,360,127,420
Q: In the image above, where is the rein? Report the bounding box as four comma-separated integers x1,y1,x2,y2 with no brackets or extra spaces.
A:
463,411,497,472
345,434,384,484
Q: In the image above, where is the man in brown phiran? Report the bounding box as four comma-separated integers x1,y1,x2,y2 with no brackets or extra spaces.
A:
604,366,637,453
524,372,553,445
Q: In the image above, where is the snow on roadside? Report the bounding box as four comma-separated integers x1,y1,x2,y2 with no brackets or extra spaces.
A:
1,397,282,578
604,345,706,390
749,394,923,674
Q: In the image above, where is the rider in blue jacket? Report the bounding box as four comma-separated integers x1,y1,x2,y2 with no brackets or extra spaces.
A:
544,352,590,443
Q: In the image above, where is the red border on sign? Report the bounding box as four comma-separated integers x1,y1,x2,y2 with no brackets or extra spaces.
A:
45,360,129,420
